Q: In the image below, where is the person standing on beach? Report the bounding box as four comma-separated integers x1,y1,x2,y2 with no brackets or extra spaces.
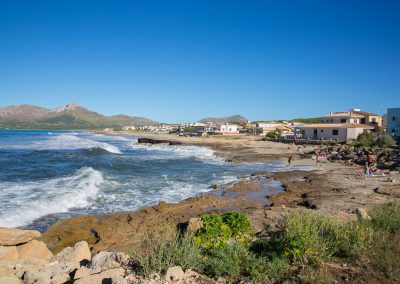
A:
316,152,322,166
288,155,293,166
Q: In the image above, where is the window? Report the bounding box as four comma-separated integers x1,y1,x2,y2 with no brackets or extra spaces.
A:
372,118,376,122
393,117,397,121
320,129,323,133
341,119,346,123
332,129,339,135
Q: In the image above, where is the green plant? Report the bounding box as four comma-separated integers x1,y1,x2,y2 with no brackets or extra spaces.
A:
265,130,282,139
375,134,396,147
369,200,400,233
350,132,376,147
279,211,340,264
194,212,253,249
222,211,252,237
130,227,204,277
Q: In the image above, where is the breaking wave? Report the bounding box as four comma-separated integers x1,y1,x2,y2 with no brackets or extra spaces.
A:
0,167,104,227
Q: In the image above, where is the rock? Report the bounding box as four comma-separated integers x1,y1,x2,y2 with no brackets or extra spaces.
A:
0,228,41,246
0,276,22,284
0,261,15,277
16,240,53,261
187,218,203,235
74,267,125,284
165,266,185,282
51,241,91,266
22,261,74,284
184,269,218,284
0,245,18,263
14,259,49,279
74,266,100,279
355,208,371,221
111,276,128,284
90,251,131,272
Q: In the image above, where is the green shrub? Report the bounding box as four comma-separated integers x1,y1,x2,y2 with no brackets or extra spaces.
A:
194,212,253,249
130,227,204,277
375,134,396,147
279,211,340,264
350,132,375,147
265,130,282,139
222,211,252,237
369,200,400,233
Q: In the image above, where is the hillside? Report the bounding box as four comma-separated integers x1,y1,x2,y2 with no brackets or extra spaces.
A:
0,103,158,129
198,114,248,124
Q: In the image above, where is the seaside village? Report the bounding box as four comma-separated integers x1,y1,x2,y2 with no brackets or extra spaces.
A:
117,107,400,143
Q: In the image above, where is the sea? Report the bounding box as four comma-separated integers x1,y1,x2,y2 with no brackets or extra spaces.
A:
0,130,304,231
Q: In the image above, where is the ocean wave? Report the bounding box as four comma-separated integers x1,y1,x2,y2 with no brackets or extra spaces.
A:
4,134,122,154
129,143,224,164
0,167,104,228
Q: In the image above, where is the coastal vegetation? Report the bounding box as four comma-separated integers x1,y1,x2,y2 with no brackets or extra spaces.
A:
350,132,396,148
129,203,400,283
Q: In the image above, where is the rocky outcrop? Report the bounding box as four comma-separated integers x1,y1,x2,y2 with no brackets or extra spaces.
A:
137,138,182,145
0,228,41,246
51,241,91,266
313,145,400,171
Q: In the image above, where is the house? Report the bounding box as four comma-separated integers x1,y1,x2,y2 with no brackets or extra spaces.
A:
255,122,284,134
122,125,136,131
296,123,374,141
215,123,240,135
387,108,400,141
320,109,382,130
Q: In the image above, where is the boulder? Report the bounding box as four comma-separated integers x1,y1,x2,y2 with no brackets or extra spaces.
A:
22,261,74,284
73,267,125,284
0,261,15,277
0,228,41,246
0,245,18,263
16,240,53,261
165,266,185,282
0,276,22,284
74,266,101,279
90,251,131,272
355,208,371,221
51,241,91,266
14,259,49,279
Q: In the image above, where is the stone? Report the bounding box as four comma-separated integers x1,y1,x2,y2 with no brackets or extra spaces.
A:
0,228,41,246
74,266,101,279
14,258,49,279
90,251,131,272
355,208,371,221
187,218,203,235
0,276,22,284
16,240,53,261
0,245,18,263
165,266,185,282
51,241,91,266
73,267,125,284
0,261,15,277
22,261,74,284
111,276,128,284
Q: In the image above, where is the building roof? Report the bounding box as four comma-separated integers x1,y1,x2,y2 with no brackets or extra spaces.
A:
352,111,380,116
322,112,364,118
297,123,374,129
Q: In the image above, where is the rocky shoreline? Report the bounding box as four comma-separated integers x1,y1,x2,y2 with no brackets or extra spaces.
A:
1,136,400,283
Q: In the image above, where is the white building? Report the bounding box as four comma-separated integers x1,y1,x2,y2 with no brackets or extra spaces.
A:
296,123,374,141
122,125,136,131
319,112,365,124
215,123,239,135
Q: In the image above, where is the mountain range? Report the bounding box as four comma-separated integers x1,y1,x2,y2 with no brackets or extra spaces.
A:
198,115,248,124
0,103,158,129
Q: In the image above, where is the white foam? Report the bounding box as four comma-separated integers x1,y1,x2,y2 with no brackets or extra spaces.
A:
130,143,223,164
0,167,104,228
7,134,122,154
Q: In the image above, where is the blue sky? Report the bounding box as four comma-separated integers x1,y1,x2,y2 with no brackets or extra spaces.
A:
0,0,399,123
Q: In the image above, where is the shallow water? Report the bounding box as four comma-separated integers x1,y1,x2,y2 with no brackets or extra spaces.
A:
0,130,312,231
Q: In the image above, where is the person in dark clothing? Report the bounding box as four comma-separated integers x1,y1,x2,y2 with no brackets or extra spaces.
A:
288,155,293,166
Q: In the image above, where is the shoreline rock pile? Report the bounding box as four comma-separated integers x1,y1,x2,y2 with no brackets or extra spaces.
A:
0,227,217,284
310,145,400,171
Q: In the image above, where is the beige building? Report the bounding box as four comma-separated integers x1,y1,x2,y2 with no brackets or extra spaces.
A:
297,123,374,141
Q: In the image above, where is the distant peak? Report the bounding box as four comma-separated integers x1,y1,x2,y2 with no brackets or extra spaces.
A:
51,102,81,113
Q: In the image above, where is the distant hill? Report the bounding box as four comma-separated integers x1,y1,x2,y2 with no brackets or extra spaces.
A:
198,115,248,124
0,103,159,129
